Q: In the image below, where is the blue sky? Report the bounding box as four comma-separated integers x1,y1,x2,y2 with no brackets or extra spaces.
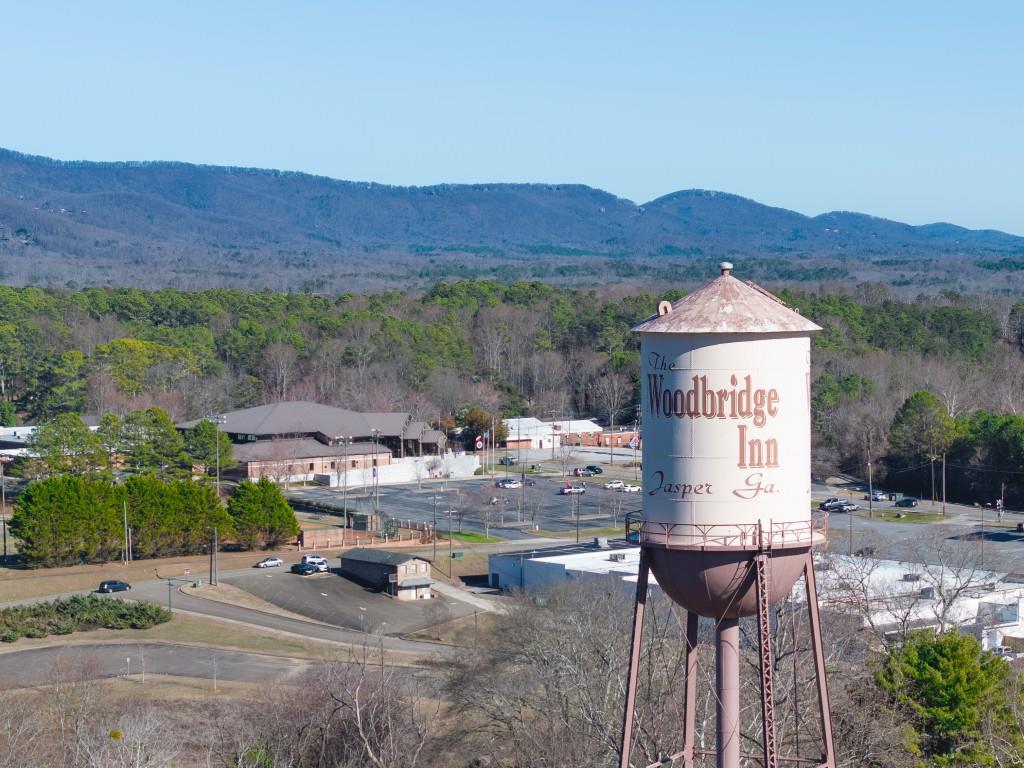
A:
3,2,1022,233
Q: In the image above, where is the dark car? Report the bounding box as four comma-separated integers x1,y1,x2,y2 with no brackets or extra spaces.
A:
585,465,604,475
573,467,596,477
818,497,841,510
97,580,131,593
291,562,319,576
895,497,919,508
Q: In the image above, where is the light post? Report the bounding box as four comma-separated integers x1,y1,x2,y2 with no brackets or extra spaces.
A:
337,435,351,543
1,456,7,560
432,492,438,563
208,526,219,586
208,414,227,496
371,429,380,513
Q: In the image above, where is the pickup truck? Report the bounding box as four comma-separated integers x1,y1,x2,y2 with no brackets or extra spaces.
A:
560,485,586,495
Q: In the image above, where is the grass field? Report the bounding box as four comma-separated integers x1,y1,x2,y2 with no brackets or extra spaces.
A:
446,531,503,544
0,611,425,665
533,526,624,539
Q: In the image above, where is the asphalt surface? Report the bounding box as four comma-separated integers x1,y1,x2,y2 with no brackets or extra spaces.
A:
287,450,643,541
813,481,1024,572
223,565,475,634
0,642,312,688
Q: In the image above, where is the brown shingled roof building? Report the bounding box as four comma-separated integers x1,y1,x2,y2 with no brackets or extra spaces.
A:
178,401,446,482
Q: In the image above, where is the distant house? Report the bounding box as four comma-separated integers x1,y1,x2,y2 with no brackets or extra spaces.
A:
177,401,446,482
339,548,434,600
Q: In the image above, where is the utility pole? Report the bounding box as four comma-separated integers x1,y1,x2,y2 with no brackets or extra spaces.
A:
342,436,350,543
575,492,581,545
210,414,226,498
371,429,380,512
123,499,130,565
0,457,6,560
432,492,438,563
848,503,853,556
942,453,947,516
867,459,874,520
930,457,936,508
209,527,219,586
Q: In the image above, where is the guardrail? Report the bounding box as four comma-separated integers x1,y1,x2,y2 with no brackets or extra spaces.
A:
640,513,828,550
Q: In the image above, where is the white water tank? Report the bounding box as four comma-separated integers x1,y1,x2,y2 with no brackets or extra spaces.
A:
633,263,821,550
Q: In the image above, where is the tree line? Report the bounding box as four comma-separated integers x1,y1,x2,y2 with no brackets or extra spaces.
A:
1,280,1023,500
10,475,299,566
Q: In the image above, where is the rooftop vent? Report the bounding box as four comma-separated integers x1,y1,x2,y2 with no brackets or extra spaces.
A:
608,553,626,562
593,537,610,549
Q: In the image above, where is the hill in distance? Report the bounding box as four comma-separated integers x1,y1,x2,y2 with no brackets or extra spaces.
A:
1,147,1022,293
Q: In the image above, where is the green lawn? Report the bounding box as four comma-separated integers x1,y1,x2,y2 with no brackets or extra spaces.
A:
534,526,625,539
446,531,504,544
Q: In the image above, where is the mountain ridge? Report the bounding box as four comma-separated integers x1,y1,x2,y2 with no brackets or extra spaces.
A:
1,147,1022,291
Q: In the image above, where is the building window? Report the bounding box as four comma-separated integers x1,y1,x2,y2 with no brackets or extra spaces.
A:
372,458,378,466
330,461,336,469
351,460,358,468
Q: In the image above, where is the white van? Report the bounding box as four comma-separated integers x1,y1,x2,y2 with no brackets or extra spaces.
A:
301,555,329,572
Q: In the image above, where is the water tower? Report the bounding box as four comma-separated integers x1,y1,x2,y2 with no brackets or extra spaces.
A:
619,263,835,768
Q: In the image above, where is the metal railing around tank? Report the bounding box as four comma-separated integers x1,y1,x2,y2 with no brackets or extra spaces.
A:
640,512,828,550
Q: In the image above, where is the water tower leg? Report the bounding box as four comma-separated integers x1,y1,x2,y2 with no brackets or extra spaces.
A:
682,611,699,768
716,617,740,768
755,554,778,768
620,547,650,768
803,553,836,767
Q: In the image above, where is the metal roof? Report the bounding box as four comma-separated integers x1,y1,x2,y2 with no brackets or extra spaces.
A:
177,402,422,440
232,438,388,462
178,401,370,437
340,548,427,566
632,263,821,335
397,577,434,588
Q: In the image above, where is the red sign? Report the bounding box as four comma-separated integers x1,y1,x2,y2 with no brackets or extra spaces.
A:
475,436,484,450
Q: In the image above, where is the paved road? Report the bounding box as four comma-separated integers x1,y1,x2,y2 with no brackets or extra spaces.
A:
0,642,312,688
813,481,1024,572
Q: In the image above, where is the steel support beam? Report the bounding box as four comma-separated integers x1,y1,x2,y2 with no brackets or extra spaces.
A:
620,547,651,768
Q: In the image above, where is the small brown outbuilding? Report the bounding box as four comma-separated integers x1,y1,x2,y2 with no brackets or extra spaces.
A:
339,548,433,601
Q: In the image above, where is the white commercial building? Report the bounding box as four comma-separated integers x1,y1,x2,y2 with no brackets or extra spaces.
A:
488,545,1024,653
502,417,605,451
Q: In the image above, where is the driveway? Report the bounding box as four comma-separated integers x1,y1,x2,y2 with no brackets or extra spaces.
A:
223,567,475,635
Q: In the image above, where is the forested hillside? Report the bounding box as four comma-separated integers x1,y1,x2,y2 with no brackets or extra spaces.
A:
1,280,1023,503
4,148,1024,292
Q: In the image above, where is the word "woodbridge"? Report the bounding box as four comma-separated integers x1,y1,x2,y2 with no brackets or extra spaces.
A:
647,373,779,427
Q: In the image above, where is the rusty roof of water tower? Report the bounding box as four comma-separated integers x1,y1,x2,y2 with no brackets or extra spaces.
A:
632,262,822,334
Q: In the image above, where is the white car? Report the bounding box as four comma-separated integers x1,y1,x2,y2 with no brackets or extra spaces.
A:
301,555,329,572
604,480,624,490
496,479,522,489
255,557,283,568
621,484,641,493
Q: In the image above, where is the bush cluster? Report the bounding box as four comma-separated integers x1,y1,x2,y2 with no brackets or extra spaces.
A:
0,595,171,643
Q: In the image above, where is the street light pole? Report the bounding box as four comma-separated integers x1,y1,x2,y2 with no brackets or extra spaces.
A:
1,457,8,559
432,492,438,563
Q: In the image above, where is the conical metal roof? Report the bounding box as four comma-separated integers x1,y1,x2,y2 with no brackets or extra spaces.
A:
632,262,821,334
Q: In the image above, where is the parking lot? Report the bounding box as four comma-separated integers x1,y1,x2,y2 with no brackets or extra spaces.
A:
223,564,475,636
287,469,641,541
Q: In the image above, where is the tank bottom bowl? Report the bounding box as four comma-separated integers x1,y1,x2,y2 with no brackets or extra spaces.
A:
647,545,810,619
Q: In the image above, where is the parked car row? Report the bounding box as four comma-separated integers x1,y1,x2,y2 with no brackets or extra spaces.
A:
821,494,920,511
819,497,859,513
572,465,604,477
